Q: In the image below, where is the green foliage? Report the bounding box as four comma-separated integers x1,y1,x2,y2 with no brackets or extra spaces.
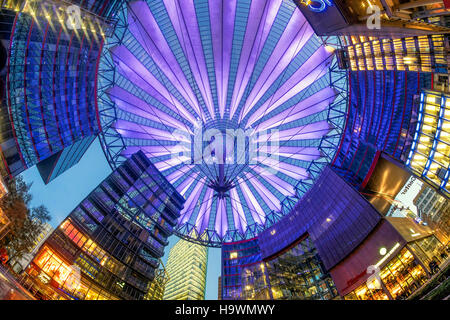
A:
0,176,51,261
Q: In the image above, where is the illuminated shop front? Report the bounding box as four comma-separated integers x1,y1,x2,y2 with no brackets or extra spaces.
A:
330,218,444,300
0,207,10,241
406,90,450,196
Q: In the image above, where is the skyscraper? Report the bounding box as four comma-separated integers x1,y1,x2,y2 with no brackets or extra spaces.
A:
163,239,208,300
23,150,185,300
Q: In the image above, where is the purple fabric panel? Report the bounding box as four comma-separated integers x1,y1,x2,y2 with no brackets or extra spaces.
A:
179,178,206,224
251,166,295,196
177,0,215,119
108,86,191,132
164,0,214,119
257,146,321,161
254,158,309,180
209,0,223,117
272,121,332,141
194,187,214,234
167,165,194,182
220,0,237,117
214,198,228,238
175,171,200,194
243,172,280,211
237,178,266,225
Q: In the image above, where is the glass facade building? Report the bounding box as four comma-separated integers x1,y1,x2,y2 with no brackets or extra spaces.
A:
145,263,169,300
0,0,122,20
23,150,185,300
258,166,381,270
163,239,208,300
342,35,448,74
35,135,97,184
414,185,450,238
406,90,450,195
264,236,338,300
5,10,101,179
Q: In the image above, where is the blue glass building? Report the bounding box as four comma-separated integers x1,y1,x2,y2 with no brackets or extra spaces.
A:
221,238,262,300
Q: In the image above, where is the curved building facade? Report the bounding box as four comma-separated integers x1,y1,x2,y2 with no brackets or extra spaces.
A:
0,1,122,183
4,10,102,180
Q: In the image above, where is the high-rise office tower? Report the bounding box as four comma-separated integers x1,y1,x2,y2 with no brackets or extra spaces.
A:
23,150,185,300
163,239,208,300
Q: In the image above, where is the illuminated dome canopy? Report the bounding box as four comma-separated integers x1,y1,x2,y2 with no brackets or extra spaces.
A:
98,0,347,246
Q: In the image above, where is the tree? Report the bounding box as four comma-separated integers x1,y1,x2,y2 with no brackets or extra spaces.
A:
0,176,51,262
